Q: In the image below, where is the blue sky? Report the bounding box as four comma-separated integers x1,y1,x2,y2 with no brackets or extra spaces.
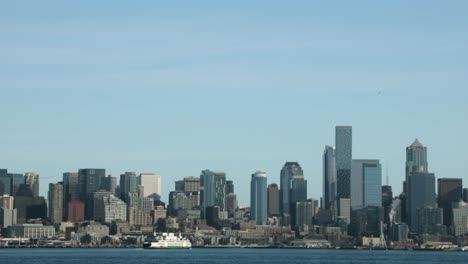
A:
1,1,467,206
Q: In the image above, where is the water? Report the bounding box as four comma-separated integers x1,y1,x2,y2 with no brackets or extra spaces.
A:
0,248,466,264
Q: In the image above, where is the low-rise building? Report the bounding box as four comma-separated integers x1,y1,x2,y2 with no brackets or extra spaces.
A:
7,224,56,238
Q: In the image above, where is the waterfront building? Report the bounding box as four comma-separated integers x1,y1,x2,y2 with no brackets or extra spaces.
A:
323,145,336,210
351,160,382,210
139,173,162,197
280,162,304,218
48,182,64,224
437,178,462,228
415,206,444,235
7,224,55,239
24,172,40,197
250,171,268,225
267,183,280,217
350,206,383,238
391,223,409,242
452,200,468,236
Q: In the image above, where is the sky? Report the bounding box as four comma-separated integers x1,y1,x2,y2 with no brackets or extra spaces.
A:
1,1,467,206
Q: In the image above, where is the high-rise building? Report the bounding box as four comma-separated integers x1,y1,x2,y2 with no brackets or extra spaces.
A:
1,195,14,210
9,173,24,196
323,145,336,210
415,206,444,235
24,172,40,197
63,172,79,221
407,172,436,231
95,195,127,224
103,175,117,195
351,160,382,210
201,170,226,212
78,169,106,219
294,199,316,229
406,139,428,179
452,200,468,236
14,184,47,223
225,193,238,217
139,173,162,197
67,201,85,223
250,171,267,225
382,185,393,228
280,162,304,217
437,178,462,228
182,176,200,192
226,180,234,195
336,126,352,215
350,206,384,238
267,183,280,217
0,169,11,196
119,172,138,202
463,188,468,203
48,183,63,224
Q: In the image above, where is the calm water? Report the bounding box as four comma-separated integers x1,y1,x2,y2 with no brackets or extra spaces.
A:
0,248,466,264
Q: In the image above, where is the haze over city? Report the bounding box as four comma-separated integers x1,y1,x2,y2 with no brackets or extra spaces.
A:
1,1,467,207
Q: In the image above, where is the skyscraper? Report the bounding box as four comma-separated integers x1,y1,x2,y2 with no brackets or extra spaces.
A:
0,170,11,196
405,139,434,231
9,173,24,196
437,178,462,228
119,172,138,202
139,173,162,198
103,175,117,195
407,172,436,231
267,183,280,217
63,172,79,221
48,183,63,224
351,160,382,210
250,171,267,225
226,180,234,195
280,162,304,217
78,169,106,219
290,175,308,227
201,170,226,212
24,172,40,197
323,145,336,210
336,126,352,212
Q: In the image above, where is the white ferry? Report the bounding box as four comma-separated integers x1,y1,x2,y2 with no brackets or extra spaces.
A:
143,233,192,249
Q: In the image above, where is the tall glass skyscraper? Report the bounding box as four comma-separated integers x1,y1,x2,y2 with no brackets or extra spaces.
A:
323,145,336,210
280,162,303,217
350,160,382,210
78,168,106,219
201,170,226,211
250,171,267,225
336,126,352,213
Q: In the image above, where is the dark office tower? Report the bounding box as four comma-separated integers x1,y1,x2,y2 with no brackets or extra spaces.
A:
103,175,117,195
336,126,352,212
78,169,106,219
175,180,184,192
290,176,308,227
267,183,280,217
280,162,304,217
323,145,336,210
63,172,79,221
14,184,47,223
9,173,24,196
226,180,234,195
24,172,40,197
119,172,138,203
250,172,267,225
48,182,63,224
463,188,468,203
437,178,462,228
407,172,436,232
382,185,393,228
201,170,226,212
0,170,11,196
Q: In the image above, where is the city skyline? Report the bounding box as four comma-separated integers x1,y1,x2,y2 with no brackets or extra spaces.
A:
1,1,468,208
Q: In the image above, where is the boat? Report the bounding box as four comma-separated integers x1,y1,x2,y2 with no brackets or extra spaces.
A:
143,233,192,249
